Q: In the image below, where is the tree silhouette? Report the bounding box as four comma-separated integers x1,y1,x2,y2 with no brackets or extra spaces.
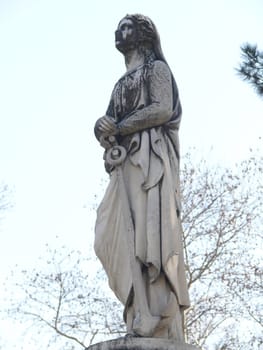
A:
5,154,263,350
237,43,263,97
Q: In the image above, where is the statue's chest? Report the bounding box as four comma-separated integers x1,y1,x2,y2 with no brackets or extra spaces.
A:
114,68,148,118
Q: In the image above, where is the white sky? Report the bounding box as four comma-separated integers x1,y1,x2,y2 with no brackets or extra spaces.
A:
0,0,263,348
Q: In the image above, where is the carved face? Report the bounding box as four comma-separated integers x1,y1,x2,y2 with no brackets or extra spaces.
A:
115,18,137,53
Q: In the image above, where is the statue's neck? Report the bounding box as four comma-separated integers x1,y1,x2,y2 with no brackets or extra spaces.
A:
124,49,145,72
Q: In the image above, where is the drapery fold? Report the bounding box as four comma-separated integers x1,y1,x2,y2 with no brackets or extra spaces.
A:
94,126,190,311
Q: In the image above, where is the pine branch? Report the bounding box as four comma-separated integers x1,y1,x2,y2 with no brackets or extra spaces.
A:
237,43,263,98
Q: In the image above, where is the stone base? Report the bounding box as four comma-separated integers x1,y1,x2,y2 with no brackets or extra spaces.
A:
86,337,199,350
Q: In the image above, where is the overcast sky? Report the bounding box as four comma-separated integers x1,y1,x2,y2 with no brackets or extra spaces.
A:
0,0,263,348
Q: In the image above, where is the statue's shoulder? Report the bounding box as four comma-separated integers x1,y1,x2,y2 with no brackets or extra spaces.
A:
148,60,171,80
151,60,169,69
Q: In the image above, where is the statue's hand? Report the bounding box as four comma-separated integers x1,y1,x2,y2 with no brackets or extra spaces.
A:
97,115,117,136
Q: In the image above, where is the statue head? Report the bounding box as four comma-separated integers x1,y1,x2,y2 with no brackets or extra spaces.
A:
115,14,165,63
124,14,158,46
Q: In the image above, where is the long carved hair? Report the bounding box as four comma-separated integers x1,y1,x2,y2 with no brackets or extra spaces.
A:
120,14,181,117
120,14,167,64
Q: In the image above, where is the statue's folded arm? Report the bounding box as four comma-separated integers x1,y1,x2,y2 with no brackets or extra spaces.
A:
118,61,174,136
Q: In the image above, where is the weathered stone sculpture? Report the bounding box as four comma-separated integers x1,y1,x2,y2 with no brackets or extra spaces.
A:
94,14,190,342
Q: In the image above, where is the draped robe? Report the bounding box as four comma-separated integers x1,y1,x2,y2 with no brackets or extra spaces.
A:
94,60,190,339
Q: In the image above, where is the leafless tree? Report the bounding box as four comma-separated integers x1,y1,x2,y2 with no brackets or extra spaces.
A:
181,153,263,349
0,182,13,221
5,246,125,350
5,154,263,350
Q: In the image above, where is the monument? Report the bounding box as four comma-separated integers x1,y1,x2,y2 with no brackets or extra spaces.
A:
91,14,197,350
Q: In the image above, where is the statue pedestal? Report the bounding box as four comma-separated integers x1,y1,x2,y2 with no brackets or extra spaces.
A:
86,337,199,350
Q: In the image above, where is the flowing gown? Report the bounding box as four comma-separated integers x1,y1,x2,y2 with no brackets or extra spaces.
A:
94,60,190,339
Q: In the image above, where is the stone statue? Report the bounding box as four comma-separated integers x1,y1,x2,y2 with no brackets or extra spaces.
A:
94,14,190,341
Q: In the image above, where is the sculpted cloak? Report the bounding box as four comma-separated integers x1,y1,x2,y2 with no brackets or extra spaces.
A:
94,59,190,339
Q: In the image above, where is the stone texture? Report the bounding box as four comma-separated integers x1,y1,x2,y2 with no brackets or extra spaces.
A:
86,337,199,350
94,13,189,339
